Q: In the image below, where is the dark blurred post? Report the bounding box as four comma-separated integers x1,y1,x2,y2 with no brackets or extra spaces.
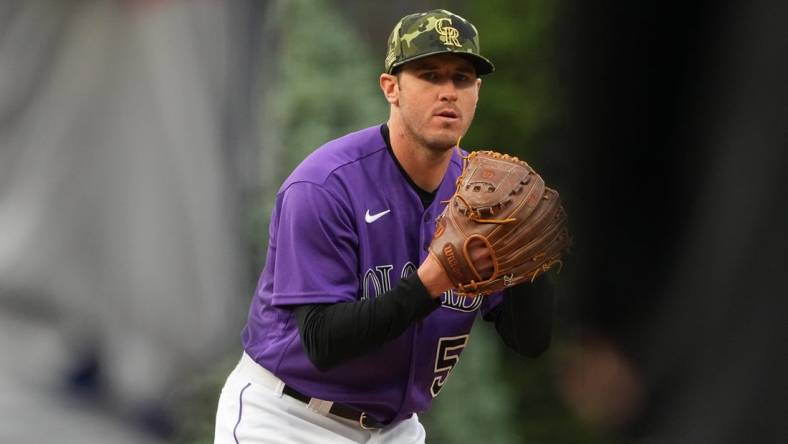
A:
556,0,788,442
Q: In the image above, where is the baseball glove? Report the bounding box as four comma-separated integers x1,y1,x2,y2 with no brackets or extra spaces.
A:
429,150,571,296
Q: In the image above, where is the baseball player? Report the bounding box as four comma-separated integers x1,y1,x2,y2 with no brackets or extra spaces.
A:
214,9,554,444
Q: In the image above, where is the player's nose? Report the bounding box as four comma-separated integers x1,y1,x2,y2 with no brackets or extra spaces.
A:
437,81,458,102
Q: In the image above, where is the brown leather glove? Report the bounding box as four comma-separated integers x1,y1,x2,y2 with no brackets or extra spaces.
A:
429,150,571,296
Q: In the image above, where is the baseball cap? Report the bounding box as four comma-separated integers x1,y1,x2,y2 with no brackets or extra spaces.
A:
384,9,495,76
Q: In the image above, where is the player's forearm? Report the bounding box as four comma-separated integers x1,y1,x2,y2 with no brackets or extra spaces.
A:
491,275,554,357
294,273,441,371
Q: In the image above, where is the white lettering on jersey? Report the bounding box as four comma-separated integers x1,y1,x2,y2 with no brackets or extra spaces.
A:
361,263,482,312
375,265,393,293
401,261,417,279
361,264,393,300
440,289,483,313
362,268,382,300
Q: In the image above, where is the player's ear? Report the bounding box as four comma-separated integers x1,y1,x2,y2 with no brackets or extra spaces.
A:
471,76,482,107
380,73,399,105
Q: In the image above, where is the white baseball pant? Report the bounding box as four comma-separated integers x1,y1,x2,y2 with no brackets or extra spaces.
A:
213,353,426,444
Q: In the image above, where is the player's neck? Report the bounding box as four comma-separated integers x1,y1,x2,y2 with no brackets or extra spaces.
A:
387,120,454,193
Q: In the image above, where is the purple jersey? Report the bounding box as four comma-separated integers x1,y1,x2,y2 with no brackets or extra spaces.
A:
242,125,503,424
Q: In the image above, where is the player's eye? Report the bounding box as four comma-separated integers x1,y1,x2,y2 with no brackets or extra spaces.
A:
453,73,475,87
420,71,439,81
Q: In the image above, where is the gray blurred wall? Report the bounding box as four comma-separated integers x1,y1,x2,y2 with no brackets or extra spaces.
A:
0,0,267,440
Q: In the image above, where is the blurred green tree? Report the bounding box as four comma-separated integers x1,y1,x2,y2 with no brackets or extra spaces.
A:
249,0,388,271
265,0,387,182
463,0,562,163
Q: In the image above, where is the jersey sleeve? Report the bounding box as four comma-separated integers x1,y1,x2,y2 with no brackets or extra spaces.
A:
270,181,359,307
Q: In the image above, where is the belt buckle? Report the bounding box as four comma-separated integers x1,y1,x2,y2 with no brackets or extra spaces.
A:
359,412,378,430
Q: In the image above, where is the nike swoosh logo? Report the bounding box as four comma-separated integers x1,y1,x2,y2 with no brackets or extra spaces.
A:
365,209,391,223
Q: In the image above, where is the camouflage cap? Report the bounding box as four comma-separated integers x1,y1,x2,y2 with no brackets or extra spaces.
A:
385,9,495,76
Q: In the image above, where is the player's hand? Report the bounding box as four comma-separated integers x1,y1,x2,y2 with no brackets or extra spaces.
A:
419,241,493,298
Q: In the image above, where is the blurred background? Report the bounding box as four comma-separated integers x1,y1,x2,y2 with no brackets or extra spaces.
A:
1,1,785,443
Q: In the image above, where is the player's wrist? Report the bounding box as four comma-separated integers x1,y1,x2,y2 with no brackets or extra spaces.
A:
418,254,455,298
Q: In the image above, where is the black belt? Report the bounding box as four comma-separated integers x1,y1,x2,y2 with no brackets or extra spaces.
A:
282,385,385,429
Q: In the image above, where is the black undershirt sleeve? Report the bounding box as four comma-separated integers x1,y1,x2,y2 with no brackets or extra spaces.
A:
294,273,553,372
483,275,554,357
294,273,441,371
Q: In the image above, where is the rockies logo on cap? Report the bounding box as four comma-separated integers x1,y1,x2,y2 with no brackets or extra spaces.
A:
435,18,461,47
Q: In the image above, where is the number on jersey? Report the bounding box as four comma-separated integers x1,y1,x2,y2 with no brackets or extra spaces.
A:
430,335,469,397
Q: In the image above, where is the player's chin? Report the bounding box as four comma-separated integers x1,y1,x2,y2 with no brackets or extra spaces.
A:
424,134,461,153
426,127,465,151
